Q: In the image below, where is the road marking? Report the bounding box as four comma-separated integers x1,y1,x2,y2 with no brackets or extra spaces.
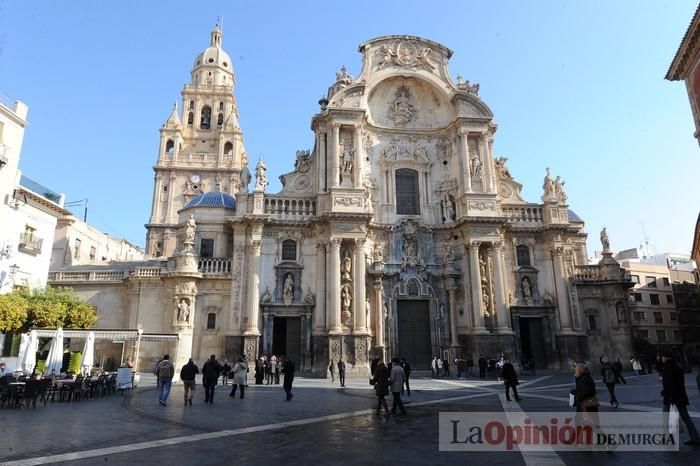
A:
498,393,565,466
2,391,495,465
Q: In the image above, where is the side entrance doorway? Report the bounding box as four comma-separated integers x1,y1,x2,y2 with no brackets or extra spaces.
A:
518,317,547,368
396,300,432,370
272,317,301,363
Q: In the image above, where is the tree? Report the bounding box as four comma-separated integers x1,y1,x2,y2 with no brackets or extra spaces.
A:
0,286,98,332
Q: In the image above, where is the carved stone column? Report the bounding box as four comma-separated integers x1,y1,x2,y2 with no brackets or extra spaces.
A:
469,241,487,331
492,242,511,332
460,130,471,193
552,247,573,332
328,238,342,333
353,125,362,189
165,172,176,222
244,238,262,336
374,278,385,355
319,131,327,192
313,242,326,334
446,280,459,347
483,130,495,192
353,239,367,334
331,124,341,188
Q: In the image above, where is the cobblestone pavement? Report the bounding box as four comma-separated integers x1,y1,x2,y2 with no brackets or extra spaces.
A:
1,371,699,465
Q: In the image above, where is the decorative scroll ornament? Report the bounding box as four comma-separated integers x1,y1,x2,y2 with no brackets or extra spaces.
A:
378,40,436,72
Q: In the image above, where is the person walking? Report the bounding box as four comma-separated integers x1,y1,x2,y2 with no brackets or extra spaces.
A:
600,356,620,408
282,358,295,401
202,355,222,404
660,352,700,445
436,357,443,378
221,361,231,386
373,361,390,415
613,357,627,385
338,358,346,387
328,358,335,382
179,358,199,406
478,356,487,379
269,355,278,385
229,356,248,399
570,362,604,447
389,358,407,415
155,354,174,406
630,357,642,379
443,359,450,378
275,356,282,384
254,357,264,385
502,356,521,401
400,358,411,397
431,357,438,378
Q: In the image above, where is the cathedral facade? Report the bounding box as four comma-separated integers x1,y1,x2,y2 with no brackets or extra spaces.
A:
49,29,634,374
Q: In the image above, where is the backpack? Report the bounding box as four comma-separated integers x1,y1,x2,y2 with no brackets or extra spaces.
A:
604,367,616,384
158,361,172,378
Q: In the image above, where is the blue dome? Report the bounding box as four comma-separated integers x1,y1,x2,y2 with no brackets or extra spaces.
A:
184,191,236,209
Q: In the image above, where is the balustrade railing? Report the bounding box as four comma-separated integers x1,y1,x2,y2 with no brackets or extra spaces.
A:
198,258,232,274
572,265,602,281
264,196,316,219
502,205,544,223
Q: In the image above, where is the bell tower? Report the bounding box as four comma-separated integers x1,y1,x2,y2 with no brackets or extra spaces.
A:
145,25,248,258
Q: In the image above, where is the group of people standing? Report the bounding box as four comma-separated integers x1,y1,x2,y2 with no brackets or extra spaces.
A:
370,357,408,415
154,353,296,405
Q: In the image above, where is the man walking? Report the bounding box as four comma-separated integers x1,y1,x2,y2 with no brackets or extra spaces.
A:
431,357,438,378
502,356,521,401
389,358,407,415
155,354,174,406
400,358,411,397
478,355,487,379
600,356,620,408
179,358,199,406
229,356,248,399
202,354,222,404
661,352,700,445
338,358,346,387
282,357,295,401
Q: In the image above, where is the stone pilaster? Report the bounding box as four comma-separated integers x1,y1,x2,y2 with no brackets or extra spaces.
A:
460,129,471,193
552,247,573,332
492,241,511,333
446,280,459,347
353,125,362,188
244,236,262,336
313,241,326,334
353,239,368,334
328,238,342,333
331,123,340,188
469,241,487,332
373,277,385,359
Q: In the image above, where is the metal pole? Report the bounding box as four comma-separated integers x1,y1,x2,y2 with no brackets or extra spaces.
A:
133,329,143,373
84,199,88,222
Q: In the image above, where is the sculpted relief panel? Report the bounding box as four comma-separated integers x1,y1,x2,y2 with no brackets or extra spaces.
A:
367,77,451,129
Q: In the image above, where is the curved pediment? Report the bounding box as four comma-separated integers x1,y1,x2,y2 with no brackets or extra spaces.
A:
452,94,494,120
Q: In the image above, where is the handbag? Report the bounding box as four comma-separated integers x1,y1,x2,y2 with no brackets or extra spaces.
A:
369,377,376,386
569,393,575,408
668,404,680,434
582,397,599,409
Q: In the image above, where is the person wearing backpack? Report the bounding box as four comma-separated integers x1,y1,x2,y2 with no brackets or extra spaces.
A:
600,356,619,408
179,358,199,406
154,354,175,406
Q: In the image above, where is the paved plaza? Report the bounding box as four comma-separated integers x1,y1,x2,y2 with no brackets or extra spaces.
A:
1,371,699,465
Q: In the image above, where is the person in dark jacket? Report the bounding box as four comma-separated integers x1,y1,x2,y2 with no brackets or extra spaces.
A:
478,356,487,379
254,358,264,385
337,358,346,387
400,358,411,396
373,361,390,415
613,357,627,385
661,352,700,445
282,358,295,401
179,358,199,405
600,356,619,408
502,357,521,401
571,362,597,413
221,361,231,386
201,355,222,404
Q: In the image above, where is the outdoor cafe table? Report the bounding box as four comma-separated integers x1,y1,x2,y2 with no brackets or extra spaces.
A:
52,379,75,401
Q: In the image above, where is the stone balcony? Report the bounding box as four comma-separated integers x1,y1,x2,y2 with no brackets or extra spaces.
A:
198,258,231,274
49,270,129,283
264,195,316,221
18,232,43,255
502,204,544,224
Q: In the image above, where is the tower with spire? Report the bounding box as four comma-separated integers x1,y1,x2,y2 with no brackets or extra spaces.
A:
146,25,247,258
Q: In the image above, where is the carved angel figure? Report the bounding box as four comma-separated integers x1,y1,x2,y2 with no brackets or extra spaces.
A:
260,286,271,304
542,168,556,201
554,176,567,203
494,157,512,180
184,214,196,245
303,286,315,305
470,154,482,177
378,44,398,69
255,159,268,191
177,298,190,322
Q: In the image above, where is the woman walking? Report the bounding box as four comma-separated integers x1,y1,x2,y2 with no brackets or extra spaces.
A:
229,356,248,399
373,361,390,415
570,362,603,448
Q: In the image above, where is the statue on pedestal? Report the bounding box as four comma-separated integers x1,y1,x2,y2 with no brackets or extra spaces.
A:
177,298,190,323
470,154,482,177
341,285,353,326
260,287,271,304
283,274,294,306
341,256,352,282
303,287,315,306
255,159,268,191
600,227,611,253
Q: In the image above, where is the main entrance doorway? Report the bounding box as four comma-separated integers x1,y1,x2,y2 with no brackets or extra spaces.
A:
518,317,547,367
272,317,301,363
396,300,432,369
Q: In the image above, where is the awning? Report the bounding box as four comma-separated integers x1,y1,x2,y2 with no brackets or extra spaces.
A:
30,328,179,342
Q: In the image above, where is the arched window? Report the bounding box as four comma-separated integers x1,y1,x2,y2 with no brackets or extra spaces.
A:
217,113,224,126
395,168,420,215
516,245,531,267
165,139,174,155
282,240,297,261
224,141,233,155
189,100,194,110
207,313,216,329
187,112,194,125
219,101,224,111
200,106,211,130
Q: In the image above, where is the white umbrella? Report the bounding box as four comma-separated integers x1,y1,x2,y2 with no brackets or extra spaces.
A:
16,333,29,372
44,328,64,375
80,332,95,375
23,331,38,374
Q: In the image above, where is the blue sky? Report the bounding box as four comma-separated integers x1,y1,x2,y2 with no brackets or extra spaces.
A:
0,0,698,258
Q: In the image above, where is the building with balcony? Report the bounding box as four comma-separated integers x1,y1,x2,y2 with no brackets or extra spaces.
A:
48,29,634,374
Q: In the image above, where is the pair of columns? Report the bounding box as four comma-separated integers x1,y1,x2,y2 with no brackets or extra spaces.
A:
467,241,510,333
327,238,368,334
328,124,363,189
458,129,495,194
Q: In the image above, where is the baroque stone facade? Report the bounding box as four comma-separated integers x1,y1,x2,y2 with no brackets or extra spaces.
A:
49,31,633,375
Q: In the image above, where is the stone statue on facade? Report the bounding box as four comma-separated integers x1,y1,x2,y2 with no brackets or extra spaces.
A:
372,243,384,263
600,227,611,253
335,65,353,85
184,214,196,244
255,159,268,191
341,255,352,282
341,286,353,326
542,167,556,202
240,167,251,192
177,298,190,323
443,245,455,264
260,286,271,304
283,274,294,306
303,286,315,306
365,298,371,324
543,290,554,306
401,222,419,267
389,86,415,126
522,277,533,304
554,176,567,204
494,157,512,180
442,194,455,224
470,154,482,177
340,144,354,175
